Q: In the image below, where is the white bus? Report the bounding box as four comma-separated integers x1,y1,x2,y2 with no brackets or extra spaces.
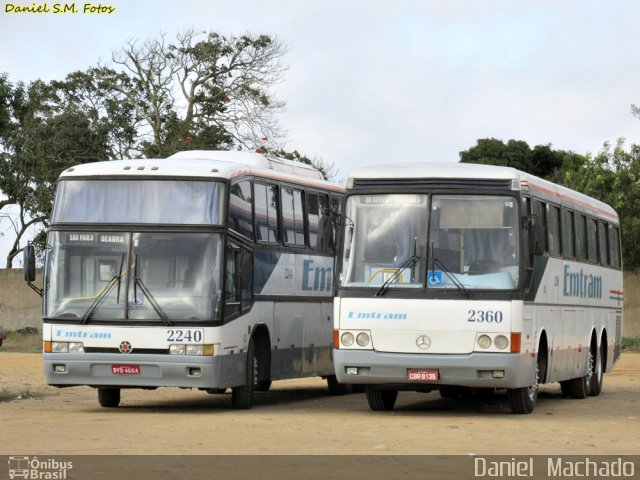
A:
25,150,345,409
333,163,623,414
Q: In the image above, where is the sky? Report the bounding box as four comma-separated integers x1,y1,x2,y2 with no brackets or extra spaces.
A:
1,0,640,264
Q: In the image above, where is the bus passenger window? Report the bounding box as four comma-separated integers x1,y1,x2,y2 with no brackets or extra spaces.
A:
254,183,279,243
229,181,253,239
598,221,609,266
587,218,598,263
561,209,575,258
547,205,561,256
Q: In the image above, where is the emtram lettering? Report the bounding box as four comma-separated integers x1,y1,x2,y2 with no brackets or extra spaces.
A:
562,265,602,299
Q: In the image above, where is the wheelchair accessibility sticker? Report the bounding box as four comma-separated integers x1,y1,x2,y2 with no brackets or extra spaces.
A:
427,271,442,286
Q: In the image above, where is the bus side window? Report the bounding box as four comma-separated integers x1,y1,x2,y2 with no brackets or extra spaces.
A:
547,205,561,256
307,193,329,250
224,244,253,319
598,221,609,266
229,180,253,239
254,183,280,243
575,214,587,261
561,208,575,259
533,199,547,254
609,226,622,269
587,218,598,263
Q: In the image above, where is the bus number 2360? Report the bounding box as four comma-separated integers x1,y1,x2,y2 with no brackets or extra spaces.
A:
467,310,503,323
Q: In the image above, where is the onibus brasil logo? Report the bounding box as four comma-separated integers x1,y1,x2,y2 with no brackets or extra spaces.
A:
8,457,72,479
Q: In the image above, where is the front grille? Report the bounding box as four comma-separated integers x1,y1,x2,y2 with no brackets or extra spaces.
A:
83,347,169,355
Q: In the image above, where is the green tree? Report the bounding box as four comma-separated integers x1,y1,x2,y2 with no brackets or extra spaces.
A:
459,138,564,179
0,75,109,267
95,29,287,157
558,139,640,270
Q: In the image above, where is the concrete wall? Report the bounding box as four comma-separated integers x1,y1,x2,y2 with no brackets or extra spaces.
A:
0,268,43,331
1,268,639,336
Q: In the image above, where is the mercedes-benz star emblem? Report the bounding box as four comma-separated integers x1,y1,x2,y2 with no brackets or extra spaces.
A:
416,335,431,350
119,341,133,354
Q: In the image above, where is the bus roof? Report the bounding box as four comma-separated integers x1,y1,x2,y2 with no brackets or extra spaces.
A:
58,150,344,192
347,162,618,223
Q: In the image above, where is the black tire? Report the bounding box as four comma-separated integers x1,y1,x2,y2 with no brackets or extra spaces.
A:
256,380,272,392
366,387,398,411
589,342,604,397
326,375,352,395
231,340,255,409
507,353,542,414
568,348,594,399
560,380,572,396
98,388,121,408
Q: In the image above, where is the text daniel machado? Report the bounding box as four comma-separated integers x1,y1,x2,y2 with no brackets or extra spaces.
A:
474,457,635,477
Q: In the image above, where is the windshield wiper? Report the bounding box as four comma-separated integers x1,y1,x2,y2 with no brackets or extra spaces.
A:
429,241,471,299
81,254,125,324
376,237,421,296
133,255,172,326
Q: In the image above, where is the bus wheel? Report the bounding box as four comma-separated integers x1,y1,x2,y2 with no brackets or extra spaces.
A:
589,342,604,397
569,348,594,399
507,354,541,414
326,375,352,395
98,388,121,408
560,381,572,396
231,339,255,409
366,387,398,411
256,380,272,392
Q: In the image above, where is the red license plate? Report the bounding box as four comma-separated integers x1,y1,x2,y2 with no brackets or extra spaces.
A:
407,369,439,382
112,365,141,375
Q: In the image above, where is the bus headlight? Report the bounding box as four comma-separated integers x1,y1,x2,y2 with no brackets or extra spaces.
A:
169,344,186,355
494,335,509,350
356,332,371,347
186,345,203,356
341,332,355,347
68,342,85,353
52,342,69,353
477,335,492,349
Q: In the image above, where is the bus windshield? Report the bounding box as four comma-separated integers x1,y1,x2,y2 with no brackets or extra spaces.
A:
52,179,224,225
45,232,222,322
340,194,519,290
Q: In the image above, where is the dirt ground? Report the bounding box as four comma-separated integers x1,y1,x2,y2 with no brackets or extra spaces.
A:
0,352,639,456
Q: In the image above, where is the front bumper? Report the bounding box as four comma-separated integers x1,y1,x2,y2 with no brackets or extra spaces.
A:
333,349,536,389
44,352,245,389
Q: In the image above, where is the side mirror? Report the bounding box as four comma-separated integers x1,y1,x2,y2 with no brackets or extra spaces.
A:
317,209,336,253
23,243,37,283
530,223,546,256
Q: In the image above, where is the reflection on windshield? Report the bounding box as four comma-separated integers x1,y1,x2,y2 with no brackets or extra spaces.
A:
339,194,520,291
341,194,428,288
45,232,222,322
429,195,519,290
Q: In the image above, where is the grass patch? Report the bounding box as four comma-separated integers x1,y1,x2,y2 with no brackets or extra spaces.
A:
622,336,640,351
0,386,43,402
0,330,41,353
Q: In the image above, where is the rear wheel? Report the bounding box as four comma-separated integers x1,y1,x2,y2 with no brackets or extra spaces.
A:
366,387,398,411
231,340,255,409
568,347,594,399
98,388,121,408
589,342,604,397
